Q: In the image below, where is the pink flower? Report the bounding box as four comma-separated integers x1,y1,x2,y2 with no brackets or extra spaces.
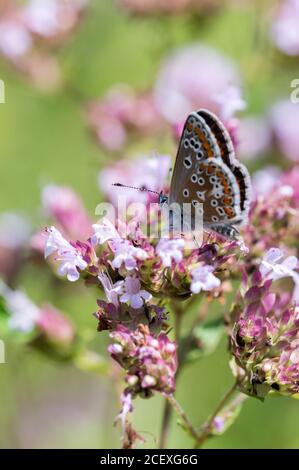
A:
36,304,75,345
91,218,121,246
0,281,40,333
238,116,271,160
111,239,148,271
271,0,299,56
98,153,171,206
87,85,162,152
119,276,152,309
156,238,185,267
270,100,299,162
213,84,246,122
154,44,241,125
109,324,177,396
229,267,299,398
251,166,282,197
44,226,88,281
42,184,92,240
0,18,32,60
190,265,220,294
23,0,88,39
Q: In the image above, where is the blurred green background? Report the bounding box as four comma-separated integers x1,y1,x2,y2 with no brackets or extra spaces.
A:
0,0,299,448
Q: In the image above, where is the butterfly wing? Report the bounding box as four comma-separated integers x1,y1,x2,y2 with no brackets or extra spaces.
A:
197,109,251,220
169,111,221,205
168,110,251,239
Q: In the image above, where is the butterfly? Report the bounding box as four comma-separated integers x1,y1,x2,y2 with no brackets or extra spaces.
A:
114,109,251,241
162,109,251,240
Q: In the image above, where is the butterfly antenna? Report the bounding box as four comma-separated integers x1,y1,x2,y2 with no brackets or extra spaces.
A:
112,183,161,196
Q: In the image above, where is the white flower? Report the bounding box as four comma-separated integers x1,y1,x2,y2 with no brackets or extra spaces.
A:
23,0,60,38
91,218,120,246
98,272,123,307
119,276,152,309
111,239,148,271
156,238,185,267
0,281,40,333
214,84,246,121
0,212,31,249
260,248,298,280
44,226,87,282
0,20,32,59
190,265,221,294
260,248,299,302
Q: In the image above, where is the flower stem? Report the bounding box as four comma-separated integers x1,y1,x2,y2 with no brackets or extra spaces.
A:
194,382,238,448
159,400,172,449
166,394,199,442
159,301,183,448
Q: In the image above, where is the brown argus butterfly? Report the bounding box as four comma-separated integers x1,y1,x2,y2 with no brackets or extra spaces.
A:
114,109,251,241
165,109,251,240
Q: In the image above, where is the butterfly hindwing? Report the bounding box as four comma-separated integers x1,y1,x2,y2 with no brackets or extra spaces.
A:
197,109,251,218
173,159,242,225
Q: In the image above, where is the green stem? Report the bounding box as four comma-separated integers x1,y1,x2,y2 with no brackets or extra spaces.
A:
194,382,238,449
166,394,199,442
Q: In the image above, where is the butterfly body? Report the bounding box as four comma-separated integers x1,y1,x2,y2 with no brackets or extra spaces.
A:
165,109,251,240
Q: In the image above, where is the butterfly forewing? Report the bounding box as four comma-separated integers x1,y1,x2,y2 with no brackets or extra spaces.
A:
169,112,221,204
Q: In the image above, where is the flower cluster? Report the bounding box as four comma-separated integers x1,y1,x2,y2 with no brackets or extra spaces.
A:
241,168,299,272
86,86,163,152
0,0,88,90
271,0,299,56
229,248,299,399
0,281,75,353
109,324,177,397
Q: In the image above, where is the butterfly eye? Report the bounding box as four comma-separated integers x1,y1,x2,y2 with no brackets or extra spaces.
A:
190,138,195,146
215,192,222,199
198,177,205,185
211,200,218,207
191,174,198,183
209,176,217,184
192,200,199,207
183,189,189,197
212,215,219,222
184,139,190,149
184,156,192,168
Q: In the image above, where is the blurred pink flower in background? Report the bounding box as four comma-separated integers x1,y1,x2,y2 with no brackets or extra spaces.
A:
86,85,163,152
281,166,299,207
251,166,282,197
0,212,31,285
0,280,75,346
154,44,242,125
118,0,222,16
36,304,75,346
0,0,89,91
98,153,171,205
270,100,299,162
23,0,88,41
271,0,299,56
0,16,32,60
42,184,92,240
237,115,271,160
